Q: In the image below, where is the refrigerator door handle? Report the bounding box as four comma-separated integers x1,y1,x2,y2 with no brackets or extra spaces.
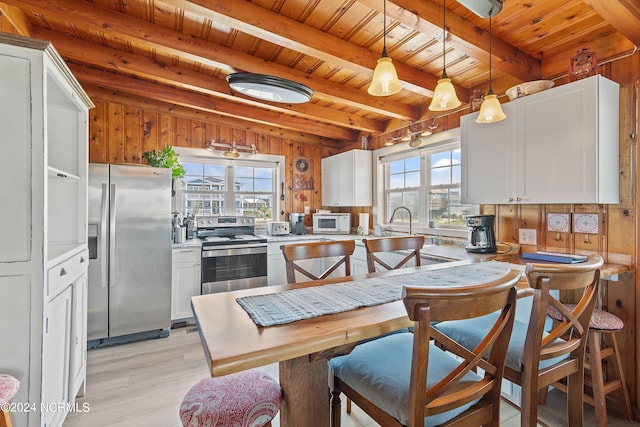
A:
100,183,109,288
109,183,117,288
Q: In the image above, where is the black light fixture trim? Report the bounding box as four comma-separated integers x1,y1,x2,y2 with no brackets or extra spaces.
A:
227,72,313,104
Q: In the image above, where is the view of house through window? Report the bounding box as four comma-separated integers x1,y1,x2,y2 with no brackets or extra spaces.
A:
383,143,472,228
176,159,276,221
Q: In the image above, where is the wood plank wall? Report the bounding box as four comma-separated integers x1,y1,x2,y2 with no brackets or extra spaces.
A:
87,53,639,410
85,85,361,226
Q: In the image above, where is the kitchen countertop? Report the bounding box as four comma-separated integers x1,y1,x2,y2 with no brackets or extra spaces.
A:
173,232,508,262
172,239,202,249
259,233,502,262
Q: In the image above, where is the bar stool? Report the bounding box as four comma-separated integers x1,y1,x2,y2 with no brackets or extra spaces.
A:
0,374,19,427
179,370,282,427
547,304,633,426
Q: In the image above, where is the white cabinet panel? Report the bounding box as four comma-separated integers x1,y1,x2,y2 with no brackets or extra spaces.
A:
0,54,31,263
321,150,372,206
171,247,201,320
42,285,73,427
350,244,369,275
462,75,619,204
71,273,88,398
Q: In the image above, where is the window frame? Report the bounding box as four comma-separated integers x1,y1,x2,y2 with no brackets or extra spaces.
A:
373,128,478,238
172,147,285,222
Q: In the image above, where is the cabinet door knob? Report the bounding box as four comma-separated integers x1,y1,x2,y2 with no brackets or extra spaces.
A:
60,268,67,276
507,197,514,202
80,256,86,263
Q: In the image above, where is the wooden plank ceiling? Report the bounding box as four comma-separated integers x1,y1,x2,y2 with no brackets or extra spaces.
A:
1,0,637,144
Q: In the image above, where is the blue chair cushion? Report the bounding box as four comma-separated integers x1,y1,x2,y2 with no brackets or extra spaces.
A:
434,313,569,372
329,332,482,426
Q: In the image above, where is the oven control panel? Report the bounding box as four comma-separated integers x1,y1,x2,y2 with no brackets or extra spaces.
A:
197,216,255,229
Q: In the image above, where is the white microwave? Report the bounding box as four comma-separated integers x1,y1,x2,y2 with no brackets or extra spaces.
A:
312,213,350,234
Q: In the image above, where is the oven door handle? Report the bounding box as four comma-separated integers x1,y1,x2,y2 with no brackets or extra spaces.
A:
202,244,267,257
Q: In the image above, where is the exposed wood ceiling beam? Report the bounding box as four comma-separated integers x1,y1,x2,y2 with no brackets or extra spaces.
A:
365,0,542,82
583,0,640,46
0,2,32,36
70,64,360,141
85,85,341,146
6,0,418,122
33,27,385,135
184,0,439,98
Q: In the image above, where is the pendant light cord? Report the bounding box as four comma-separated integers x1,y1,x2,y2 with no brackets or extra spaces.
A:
442,0,447,78
488,15,494,95
382,0,388,57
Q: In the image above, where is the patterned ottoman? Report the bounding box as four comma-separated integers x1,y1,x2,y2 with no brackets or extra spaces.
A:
1,374,20,427
180,370,282,427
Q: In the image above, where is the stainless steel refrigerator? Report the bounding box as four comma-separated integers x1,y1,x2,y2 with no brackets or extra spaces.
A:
87,163,172,343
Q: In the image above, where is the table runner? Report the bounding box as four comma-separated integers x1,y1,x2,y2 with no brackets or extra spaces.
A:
236,261,524,327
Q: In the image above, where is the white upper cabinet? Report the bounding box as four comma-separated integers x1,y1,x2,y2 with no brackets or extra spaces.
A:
321,149,373,206
461,75,619,204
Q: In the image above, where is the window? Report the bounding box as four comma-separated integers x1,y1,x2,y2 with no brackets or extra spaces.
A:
381,138,473,230
174,151,280,221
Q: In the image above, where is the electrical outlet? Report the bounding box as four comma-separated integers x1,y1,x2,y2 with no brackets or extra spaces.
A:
519,228,537,245
304,206,310,214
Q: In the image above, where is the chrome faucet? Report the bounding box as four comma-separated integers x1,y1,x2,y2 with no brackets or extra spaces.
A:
389,206,414,235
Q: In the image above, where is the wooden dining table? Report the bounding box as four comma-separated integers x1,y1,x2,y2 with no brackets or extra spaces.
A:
190,256,628,427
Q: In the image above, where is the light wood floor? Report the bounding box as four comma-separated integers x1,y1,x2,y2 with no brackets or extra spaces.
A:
64,325,638,427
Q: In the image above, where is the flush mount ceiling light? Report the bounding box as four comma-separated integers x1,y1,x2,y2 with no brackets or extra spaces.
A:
476,14,506,124
368,0,403,96
456,0,503,18
205,140,259,158
227,73,313,104
429,0,461,111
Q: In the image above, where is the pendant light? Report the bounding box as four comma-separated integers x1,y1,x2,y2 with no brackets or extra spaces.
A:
429,0,461,111
475,14,506,123
368,0,403,96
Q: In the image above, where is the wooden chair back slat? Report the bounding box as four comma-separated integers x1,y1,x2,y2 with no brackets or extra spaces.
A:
280,240,356,284
363,236,425,273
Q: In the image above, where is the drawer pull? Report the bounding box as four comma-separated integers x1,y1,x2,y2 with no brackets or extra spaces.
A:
80,256,86,263
60,268,67,276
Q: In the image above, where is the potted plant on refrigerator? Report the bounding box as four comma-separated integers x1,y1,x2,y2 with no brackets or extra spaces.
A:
142,146,185,196
142,145,185,178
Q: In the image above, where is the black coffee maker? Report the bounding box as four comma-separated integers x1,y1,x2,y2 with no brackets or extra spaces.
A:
465,215,497,253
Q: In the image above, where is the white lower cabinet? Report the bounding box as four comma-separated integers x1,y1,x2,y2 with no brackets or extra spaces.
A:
70,274,88,397
171,247,201,320
42,251,88,427
43,286,73,427
351,244,369,275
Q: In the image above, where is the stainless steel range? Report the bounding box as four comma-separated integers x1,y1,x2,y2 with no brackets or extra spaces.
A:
197,216,268,294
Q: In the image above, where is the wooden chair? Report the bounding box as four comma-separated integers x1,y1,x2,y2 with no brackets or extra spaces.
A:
280,240,355,283
329,268,521,427
434,255,603,427
546,304,633,426
179,370,282,427
363,235,425,273
341,235,423,414
0,374,19,427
